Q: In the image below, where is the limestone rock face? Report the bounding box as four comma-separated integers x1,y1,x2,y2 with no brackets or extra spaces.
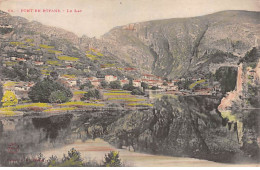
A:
98,11,260,78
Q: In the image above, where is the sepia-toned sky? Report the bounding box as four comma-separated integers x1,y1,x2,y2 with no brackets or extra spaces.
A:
0,0,259,37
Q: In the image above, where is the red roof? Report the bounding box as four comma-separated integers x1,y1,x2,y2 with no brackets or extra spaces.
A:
124,67,136,71
141,79,149,81
148,80,161,82
121,80,128,82
17,58,26,61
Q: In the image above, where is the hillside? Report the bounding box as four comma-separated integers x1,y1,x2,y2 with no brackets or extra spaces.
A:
98,10,260,79
0,10,139,82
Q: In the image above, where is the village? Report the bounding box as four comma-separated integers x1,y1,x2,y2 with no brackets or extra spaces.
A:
0,37,225,114
1,70,223,110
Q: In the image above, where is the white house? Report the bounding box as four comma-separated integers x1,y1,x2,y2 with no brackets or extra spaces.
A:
10,57,17,61
133,80,141,87
120,79,129,86
105,75,117,82
14,86,29,91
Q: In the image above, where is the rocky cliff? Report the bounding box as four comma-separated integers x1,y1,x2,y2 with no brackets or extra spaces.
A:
97,10,259,79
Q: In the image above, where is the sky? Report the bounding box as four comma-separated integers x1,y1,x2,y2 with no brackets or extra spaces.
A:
0,0,259,37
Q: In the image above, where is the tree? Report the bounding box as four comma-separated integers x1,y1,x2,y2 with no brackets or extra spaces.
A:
163,82,168,86
49,90,70,103
176,79,193,90
48,148,83,167
100,80,108,88
50,71,59,80
215,67,237,94
61,148,83,167
131,88,144,95
2,63,41,81
79,80,94,90
129,79,133,86
141,82,149,91
103,151,122,167
109,80,121,89
83,89,101,100
122,84,135,91
28,78,72,103
1,90,18,107
151,86,159,90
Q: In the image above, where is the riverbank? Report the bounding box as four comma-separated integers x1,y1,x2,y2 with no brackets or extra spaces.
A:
41,138,258,167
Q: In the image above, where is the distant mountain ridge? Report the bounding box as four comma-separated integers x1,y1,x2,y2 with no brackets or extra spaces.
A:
0,10,138,82
96,10,260,78
0,10,259,80
0,10,80,43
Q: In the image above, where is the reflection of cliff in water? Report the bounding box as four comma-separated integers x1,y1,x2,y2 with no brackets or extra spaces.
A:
0,96,259,165
104,95,259,164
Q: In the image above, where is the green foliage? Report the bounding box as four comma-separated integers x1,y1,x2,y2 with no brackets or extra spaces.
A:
129,79,133,86
215,67,237,94
247,84,260,108
176,79,193,90
28,78,72,103
79,80,94,90
2,63,41,81
109,80,122,89
141,82,149,89
50,71,59,80
123,83,144,95
151,86,159,90
47,155,59,167
103,151,122,167
83,89,101,100
1,90,18,107
162,82,168,86
59,148,83,167
47,148,83,167
131,88,144,95
239,47,259,69
123,84,135,91
100,80,108,88
49,90,70,103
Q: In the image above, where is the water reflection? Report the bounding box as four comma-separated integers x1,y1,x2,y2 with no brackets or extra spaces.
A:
32,114,72,141
0,110,122,165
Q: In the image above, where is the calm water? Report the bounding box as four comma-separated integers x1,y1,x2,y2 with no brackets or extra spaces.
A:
0,113,257,167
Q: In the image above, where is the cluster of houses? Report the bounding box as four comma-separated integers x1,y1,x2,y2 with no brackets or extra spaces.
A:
1,81,35,100
0,40,224,103
0,72,222,103
1,42,45,67
141,74,177,90
57,73,178,91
